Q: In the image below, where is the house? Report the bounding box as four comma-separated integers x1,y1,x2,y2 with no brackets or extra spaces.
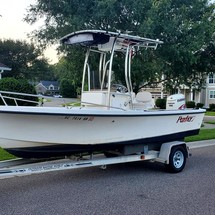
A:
35,81,60,96
144,73,215,108
140,80,202,106
200,73,215,108
0,62,11,79
178,84,201,104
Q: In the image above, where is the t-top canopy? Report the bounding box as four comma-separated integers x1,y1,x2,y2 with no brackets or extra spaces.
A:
60,30,163,52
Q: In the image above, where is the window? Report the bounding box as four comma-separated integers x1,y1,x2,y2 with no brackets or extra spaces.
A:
49,85,54,90
209,90,215,99
208,73,215,84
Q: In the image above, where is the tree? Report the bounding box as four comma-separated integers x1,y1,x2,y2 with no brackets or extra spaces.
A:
149,0,215,91
60,78,77,98
54,48,85,88
0,39,56,81
24,0,215,90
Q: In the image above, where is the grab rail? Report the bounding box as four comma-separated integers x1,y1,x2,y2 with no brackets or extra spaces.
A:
80,101,126,111
0,91,43,106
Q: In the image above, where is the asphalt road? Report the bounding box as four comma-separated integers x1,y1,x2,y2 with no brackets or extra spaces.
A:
42,97,78,107
0,145,215,215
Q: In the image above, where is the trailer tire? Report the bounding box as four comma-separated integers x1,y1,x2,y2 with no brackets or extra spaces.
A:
165,146,186,173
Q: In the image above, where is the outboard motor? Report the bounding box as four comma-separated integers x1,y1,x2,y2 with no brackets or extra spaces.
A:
166,94,186,110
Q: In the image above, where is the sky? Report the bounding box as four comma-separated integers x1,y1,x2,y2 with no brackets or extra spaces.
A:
0,0,58,64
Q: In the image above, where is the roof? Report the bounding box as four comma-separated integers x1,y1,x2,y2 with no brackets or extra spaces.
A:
60,30,163,52
0,62,11,71
39,81,59,88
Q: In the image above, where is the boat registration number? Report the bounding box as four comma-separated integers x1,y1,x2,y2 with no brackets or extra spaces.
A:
64,116,95,121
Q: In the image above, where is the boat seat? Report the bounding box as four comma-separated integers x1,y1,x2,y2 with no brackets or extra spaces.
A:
133,91,155,110
136,91,152,102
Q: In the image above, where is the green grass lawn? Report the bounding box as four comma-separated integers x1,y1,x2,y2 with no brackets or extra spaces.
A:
185,128,215,142
0,149,16,161
62,102,81,107
205,111,215,116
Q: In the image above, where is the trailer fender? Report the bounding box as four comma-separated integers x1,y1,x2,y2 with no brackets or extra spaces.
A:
156,141,187,164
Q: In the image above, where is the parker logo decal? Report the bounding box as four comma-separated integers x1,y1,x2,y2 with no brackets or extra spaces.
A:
176,116,195,123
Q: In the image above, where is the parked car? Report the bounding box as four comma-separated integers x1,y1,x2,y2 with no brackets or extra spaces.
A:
53,94,62,98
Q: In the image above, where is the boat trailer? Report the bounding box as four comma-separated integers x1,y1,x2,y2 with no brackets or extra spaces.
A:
0,141,188,179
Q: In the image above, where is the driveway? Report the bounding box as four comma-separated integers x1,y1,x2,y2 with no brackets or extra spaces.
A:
203,115,215,129
42,97,78,107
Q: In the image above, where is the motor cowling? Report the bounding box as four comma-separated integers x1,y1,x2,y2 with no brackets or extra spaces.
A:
166,94,186,110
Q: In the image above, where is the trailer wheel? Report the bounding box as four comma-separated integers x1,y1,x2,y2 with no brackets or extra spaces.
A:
165,146,187,173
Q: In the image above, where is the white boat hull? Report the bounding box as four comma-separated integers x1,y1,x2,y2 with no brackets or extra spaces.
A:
0,106,205,158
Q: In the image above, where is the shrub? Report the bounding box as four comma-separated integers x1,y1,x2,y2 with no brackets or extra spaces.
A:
196,103,204,108
0,78,37,106
209,103,215,111
155,98,166,109
186,101,195,108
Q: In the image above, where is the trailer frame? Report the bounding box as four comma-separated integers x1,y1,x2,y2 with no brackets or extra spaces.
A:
0,141,188,179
